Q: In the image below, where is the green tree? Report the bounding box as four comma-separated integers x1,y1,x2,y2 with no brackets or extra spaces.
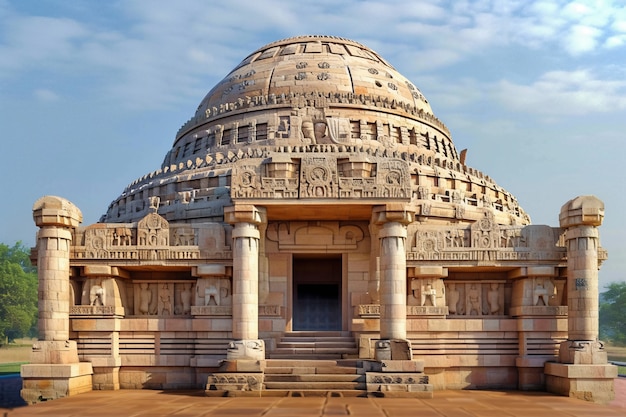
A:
599,281,626,346
0,242,38,344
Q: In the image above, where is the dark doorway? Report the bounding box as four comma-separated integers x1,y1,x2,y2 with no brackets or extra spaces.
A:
292,256,342,331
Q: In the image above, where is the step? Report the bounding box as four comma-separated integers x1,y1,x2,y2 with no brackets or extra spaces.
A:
282,331,351,337
265,359,363,368
264,374,365,383
268,353,351,360
279,337,356,342
277,342,357,348
264,366,362,375
264,381,367,390
271,347,358,355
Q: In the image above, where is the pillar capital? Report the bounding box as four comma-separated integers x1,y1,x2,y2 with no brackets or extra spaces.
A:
559,195,604,228
224,204,265,226
33,196,83,229
372,204,415,226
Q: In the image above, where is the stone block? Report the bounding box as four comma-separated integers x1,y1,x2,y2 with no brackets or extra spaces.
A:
218,359,265,372
380,360,424,373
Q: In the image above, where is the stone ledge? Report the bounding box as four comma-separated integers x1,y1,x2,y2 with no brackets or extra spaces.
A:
544,362,618,379
21,362,93,378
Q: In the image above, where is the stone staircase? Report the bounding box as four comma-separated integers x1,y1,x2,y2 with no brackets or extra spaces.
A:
262,359,367,397
206,332,433,398
268,331,359,359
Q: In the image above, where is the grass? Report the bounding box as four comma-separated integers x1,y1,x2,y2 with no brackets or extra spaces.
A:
0,338,34,366
0,362,26,375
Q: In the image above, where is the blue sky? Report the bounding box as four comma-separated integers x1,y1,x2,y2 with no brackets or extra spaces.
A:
1,0,625,289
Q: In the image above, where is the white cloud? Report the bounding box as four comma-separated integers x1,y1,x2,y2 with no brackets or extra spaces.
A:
492,69,626,116
562,24,603,54
33,88,60,102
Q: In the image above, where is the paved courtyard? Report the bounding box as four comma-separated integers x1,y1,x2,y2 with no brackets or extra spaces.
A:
2,378,624,417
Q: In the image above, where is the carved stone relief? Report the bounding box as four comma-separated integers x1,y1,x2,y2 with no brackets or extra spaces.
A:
266,221,366,251
300,156,338,198
195,278,232,306
409,218,566,262
407,278,445,307
134,283,158,315
138,213,169,246
444,282,505,316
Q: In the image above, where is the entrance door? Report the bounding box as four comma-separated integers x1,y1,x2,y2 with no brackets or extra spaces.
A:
292,256,342,331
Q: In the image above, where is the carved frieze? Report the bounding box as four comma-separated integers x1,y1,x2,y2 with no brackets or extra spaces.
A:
408,215,566,262
267,221,366,251
445,281,506,316
300,156,338,198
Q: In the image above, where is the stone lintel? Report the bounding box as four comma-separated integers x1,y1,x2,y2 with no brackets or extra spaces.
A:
33,196,83,228
508,266,556,279
559,195,604,228
82,265,130,278
224,204,265,225
372,204,415,225
193,264,227,277
410,266,448,278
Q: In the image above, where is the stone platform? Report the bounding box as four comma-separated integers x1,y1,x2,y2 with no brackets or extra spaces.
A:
1,378,625,416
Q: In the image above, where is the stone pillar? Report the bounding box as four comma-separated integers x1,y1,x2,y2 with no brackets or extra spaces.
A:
224,204,265,360
372,204,414,360
545,196,616,404
22,196,93,404
560,200,602,342
33,196,82,341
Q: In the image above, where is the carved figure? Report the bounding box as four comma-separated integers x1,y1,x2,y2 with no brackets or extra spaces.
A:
205,284,219,306
180,283,192,315
113,227,132,246
447,283,460,314
533,278,551,306
487,283,500,315
90,285,105,306
139,283,152,315
421,279,437,307
160,284,172,315
468,284,480,315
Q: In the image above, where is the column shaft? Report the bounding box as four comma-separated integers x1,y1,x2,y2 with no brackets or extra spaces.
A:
566,226,599,341
379,222,408,340
37,227,73,341
231,222,260,340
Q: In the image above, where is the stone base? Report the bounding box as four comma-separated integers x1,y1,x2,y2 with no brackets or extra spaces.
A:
20,362,93,404
374,339,412,361
226,339,265,360
545,362,617,404
366,372,432,398
206,373,264,394
516,356,552,391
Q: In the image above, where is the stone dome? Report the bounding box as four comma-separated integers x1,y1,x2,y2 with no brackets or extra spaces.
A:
103,35,529,226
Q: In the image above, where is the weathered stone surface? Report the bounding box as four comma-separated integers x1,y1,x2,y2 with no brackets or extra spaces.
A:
26,35,611,404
